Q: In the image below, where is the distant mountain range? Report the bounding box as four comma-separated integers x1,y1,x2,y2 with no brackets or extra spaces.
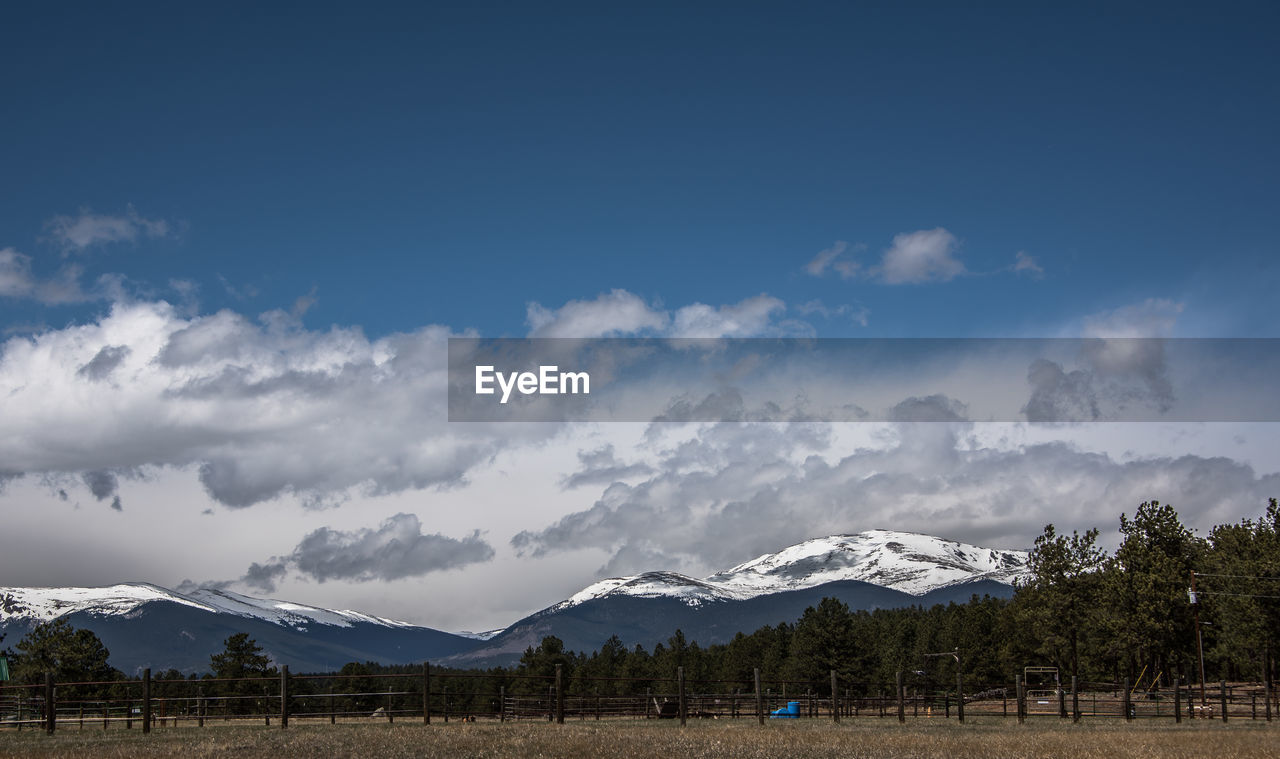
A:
0,530,1028,673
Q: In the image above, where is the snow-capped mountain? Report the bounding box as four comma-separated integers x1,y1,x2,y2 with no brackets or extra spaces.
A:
556,530,1029,611
1,530,1029,672
447,530,1030,667
0,582,484,674
0,582,419,631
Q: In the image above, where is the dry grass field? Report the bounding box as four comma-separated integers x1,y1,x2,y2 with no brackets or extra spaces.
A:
0,718,1275,759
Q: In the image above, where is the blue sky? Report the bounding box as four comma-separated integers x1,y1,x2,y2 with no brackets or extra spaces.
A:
2,3,1279,629
4,2,1277,339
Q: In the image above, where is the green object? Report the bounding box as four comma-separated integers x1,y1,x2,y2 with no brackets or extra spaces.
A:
0,656,9,681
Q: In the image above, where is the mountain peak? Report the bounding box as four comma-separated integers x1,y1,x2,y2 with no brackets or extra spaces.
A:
709,530,1029,597
557,530,1029,611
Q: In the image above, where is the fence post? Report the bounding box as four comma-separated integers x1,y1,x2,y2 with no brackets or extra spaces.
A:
45,672,56,735
1122,677,1131,721
1174,678,1181,724
677,666,687,727
1266,655,1272,721
831,671,840,723
555,664,564,724
1072,675,1080,722
142,668,151,734
329,682,336,725
754,669,763,725
1015,675,1025,724
896,671,905,723
280,665,289,729
1220,680,1228,723
500,686,506,723
198,685,205,728
387,684,394,724
423,662,431,724
1057,682,1065,719
957,670,964,723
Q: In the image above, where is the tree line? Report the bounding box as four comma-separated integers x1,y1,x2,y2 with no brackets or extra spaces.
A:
4,499,1277,706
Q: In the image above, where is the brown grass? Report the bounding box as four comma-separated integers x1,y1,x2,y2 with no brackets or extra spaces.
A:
0,718,1274,759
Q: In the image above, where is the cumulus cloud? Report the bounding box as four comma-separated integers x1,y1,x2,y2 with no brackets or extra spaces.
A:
1083,298,1184,338
288,514,493,585
527,289,668,337
669,294,795,338
45,205,171,253
200,515,496,593
562,445,654,489
513,419,1280,576
0,290,807,511
878,228,966,284
526,290,806,338
803,230,970,285
1023,299,1187,421
0,300,536,508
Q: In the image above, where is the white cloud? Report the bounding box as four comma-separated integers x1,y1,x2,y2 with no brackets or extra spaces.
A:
514,419,1280,575
0,301,539,508
804,230,972,285
669,294,791,338
1013,251,1044,278
803,241,861,279
1083,298,1184,338
878,227,965,284
0,247,92,304
0,248,34,297
527,289,668,337
527,289,804,338
796,300,870,327
45,205,171,253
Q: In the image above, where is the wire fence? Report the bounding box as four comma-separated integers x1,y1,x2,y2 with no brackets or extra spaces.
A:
1,666,1275,734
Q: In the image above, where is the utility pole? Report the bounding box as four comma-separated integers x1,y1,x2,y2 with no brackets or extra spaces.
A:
1190,571,1207,706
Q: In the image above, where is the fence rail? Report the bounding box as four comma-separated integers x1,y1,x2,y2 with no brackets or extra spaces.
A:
1,665,1274,734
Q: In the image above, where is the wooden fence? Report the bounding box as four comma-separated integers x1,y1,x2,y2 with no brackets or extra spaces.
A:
1,665,1274,734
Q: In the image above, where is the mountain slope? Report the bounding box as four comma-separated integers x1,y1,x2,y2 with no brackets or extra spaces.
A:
0,583,481,674
0,530,1029,673
448,530,1028,666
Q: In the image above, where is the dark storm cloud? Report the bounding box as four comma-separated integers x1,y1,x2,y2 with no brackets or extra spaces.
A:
240,560,289,593
290,514,494,584
219,514,497,593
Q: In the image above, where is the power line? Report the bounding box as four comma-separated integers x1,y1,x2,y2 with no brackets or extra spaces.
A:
1197,591,1280,600
1193,572,1280,581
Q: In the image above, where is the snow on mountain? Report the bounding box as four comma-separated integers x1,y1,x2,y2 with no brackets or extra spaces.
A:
556,530,1029,610
454,629,506,641
184,588,419,630
550,572,740,612
710,530,1029,597
0,583,216,621
0,582,418,631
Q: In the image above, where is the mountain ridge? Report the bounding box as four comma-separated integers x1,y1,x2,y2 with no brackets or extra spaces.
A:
0,529,1030,672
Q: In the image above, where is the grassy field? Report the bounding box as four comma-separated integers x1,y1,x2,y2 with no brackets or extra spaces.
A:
0,718,1275,759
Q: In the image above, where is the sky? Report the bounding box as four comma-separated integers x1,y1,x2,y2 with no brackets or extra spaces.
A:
1,2,1278,633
